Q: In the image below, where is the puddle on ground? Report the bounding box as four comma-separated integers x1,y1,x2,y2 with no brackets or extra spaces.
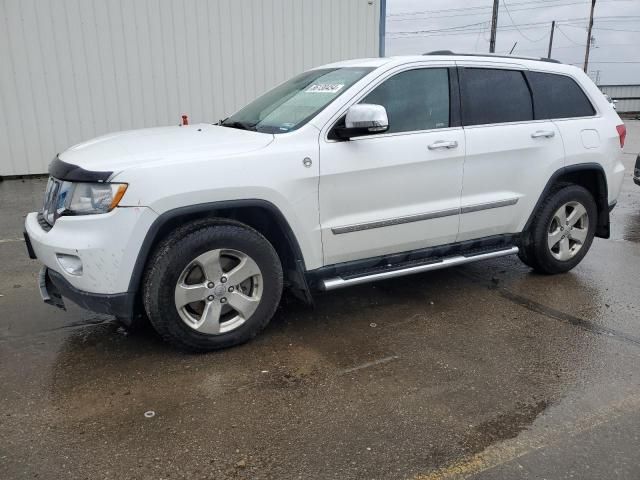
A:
461,400,549,455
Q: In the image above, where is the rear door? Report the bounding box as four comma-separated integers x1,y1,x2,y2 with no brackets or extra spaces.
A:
526,70,614,170
456,65,565,241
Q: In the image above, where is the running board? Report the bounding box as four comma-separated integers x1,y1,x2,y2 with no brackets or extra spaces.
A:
321,246,519,291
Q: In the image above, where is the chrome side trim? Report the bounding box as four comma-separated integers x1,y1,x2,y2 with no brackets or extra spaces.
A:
460,198,519,214
321,247,519,290
331,207,459,235
331,198,519,235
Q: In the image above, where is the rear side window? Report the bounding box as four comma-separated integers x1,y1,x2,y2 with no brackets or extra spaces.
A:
361,68,450,134
461,68,533,126
527,71,595,119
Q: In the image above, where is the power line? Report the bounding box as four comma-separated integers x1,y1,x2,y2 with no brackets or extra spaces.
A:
387,0,638,18
387,0,545,17
388,21,488,37
388,16,640,37
511,43,640,53
474,22,488,52
388,0,615,22
563,23,640,32
555,25,584,45
502,0,551,42
592,26,640,32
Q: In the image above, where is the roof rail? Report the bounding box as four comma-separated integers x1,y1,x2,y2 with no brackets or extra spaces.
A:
423,51,561,64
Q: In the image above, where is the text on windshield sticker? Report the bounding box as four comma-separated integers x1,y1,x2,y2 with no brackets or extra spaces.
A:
305,84,344,94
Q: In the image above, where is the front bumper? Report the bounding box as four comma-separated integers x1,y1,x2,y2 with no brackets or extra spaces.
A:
25,206,158,318
25,207,157,293
38,266,135,317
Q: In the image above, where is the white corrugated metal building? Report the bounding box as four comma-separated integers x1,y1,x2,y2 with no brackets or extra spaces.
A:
0,0,383,176
599,84,640,114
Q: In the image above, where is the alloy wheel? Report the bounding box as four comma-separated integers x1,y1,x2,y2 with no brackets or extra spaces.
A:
547,201,589,261
174,249,263,334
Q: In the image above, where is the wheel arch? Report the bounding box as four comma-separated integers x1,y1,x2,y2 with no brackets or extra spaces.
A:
129,200,312,309
523,163,610,239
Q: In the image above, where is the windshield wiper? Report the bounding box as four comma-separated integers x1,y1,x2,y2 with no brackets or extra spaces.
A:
220,120,257,131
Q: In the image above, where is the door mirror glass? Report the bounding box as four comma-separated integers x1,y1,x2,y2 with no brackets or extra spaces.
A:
335,104,389,139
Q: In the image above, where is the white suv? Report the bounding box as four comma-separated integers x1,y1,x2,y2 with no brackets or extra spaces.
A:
24,53,626,351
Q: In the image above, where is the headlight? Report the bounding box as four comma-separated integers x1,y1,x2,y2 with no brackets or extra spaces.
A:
65,182,128,215
52,181,127,217
42,179,128,226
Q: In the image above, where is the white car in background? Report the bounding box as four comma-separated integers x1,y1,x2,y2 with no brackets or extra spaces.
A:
25,52,626,351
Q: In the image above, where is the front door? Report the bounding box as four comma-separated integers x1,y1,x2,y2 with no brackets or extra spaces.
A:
319,66,466,266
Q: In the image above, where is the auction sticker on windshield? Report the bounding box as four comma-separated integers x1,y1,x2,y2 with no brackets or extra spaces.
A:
305,84,344,94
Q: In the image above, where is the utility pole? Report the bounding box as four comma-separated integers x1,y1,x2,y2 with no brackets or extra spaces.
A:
547,20,556,58
489,0,499,53
583,0,596,72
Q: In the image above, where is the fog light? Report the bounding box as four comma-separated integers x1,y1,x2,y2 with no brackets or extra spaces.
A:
56,254,83,276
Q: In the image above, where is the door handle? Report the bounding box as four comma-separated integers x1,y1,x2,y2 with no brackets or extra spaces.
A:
428,140,458,150
531,130,555,139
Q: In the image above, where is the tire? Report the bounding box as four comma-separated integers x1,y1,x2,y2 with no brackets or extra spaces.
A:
518,184,597,274
143,220,283,352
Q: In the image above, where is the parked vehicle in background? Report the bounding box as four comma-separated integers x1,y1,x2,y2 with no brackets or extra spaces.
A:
24,52,626,351
634,156,640,186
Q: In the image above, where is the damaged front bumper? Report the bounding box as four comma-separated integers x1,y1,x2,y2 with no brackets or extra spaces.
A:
37,266,136,319
38,267,66,310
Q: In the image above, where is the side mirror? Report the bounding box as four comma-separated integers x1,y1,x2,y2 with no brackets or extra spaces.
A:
334,104,389,139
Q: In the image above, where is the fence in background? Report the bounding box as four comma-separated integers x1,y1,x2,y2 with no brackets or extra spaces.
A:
600,84,640,114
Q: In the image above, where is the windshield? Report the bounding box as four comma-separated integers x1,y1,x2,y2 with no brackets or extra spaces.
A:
221,67,374,134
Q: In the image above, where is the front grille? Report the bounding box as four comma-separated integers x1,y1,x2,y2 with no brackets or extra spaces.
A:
37,212,52,232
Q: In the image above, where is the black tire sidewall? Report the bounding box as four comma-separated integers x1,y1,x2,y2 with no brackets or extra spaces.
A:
530,185,598,274
143,223,283,351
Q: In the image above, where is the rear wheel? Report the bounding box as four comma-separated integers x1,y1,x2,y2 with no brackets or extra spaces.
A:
143,221,283,352
519,184,597,274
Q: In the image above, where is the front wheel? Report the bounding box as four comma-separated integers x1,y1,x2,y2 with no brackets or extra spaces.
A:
143,221,283,352
519,184,597,274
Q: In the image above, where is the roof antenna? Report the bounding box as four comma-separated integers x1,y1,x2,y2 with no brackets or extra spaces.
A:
509,42,518,54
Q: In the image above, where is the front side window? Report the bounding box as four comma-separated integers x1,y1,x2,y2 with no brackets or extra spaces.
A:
461,68,533,126
360,68,450,134
221,67,373,134
527,71,595,119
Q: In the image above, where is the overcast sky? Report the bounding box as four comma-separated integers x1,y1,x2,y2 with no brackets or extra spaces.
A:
385,0,640,85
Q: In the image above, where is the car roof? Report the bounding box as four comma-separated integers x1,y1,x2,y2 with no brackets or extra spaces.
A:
318,53,579,75
316,57,393,69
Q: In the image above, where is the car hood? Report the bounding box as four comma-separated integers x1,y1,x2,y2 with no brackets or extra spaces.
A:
58,124,274,175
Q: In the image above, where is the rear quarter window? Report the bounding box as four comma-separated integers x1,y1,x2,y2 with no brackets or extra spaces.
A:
527,71,596,119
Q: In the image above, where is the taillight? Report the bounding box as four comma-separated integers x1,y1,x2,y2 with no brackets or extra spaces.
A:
616,124,626,148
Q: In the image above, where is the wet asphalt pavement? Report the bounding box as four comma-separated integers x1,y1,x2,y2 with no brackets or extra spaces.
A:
1,123,639,480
